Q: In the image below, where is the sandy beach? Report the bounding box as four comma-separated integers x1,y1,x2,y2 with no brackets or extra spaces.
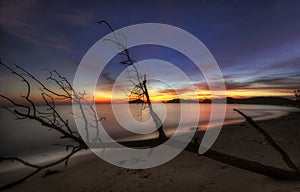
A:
1,111,300,192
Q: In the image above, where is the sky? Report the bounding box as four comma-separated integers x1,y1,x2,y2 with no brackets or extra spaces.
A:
0,0,300,103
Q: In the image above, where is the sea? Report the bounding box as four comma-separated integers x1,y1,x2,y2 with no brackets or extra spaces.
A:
0,103,299,171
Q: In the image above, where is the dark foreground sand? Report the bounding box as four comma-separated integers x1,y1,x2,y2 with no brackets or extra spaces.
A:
1,112,300,192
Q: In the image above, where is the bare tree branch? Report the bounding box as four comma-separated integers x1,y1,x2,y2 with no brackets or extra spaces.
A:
0,146,84,190
233,108,299,171
0,61,91,190
99,20,167,139
88,135,300,181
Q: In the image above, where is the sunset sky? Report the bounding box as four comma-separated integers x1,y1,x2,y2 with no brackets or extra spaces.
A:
0,0,299,103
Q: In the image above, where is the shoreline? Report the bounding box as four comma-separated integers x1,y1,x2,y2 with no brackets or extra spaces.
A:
1,111,300,191
1,106,298,172
1,104,298,159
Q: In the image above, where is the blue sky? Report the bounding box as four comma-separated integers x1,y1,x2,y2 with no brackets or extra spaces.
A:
0,0,299,101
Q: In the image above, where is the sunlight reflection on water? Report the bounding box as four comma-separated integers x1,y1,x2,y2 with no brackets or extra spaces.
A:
0,103,299,167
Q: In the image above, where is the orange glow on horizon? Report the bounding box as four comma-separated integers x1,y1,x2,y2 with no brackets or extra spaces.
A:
92,87,294,103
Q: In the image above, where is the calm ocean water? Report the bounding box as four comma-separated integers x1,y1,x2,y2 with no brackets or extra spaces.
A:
0,104,299,163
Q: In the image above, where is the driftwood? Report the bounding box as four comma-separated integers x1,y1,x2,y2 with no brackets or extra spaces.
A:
89,108,300,180
0,147,84,190
94,128,300,181
0,61,89,190
233,108,299,171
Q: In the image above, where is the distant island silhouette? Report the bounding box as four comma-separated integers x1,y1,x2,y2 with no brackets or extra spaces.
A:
129,97,297,106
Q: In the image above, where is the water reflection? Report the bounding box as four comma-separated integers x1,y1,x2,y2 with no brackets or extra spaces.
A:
0,104,299,157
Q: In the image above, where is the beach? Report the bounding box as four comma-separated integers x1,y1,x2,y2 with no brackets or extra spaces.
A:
1,111,300,192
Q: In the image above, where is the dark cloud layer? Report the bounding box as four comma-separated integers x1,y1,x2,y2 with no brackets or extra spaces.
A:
0,0,299,99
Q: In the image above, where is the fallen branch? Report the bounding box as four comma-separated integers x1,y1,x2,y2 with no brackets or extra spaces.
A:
88,134,300,181
187,143,300,181
0,61,91,190
233,108,299,171
0,146,85,190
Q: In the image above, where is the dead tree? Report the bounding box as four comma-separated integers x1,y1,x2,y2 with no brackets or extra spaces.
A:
97,20,299,179
0,60,104,190
98,20,300,178
99,20,166,139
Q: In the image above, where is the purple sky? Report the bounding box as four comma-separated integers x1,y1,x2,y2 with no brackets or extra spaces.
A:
0,0,299,100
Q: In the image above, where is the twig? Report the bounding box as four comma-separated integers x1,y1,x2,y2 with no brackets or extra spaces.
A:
0,147,84,190
0,61,92,190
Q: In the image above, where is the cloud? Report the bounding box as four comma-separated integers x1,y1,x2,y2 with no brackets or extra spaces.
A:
0,1,76,53
263,57,300,71
54,11,94,27
0,1,39,44
225,73,300,90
